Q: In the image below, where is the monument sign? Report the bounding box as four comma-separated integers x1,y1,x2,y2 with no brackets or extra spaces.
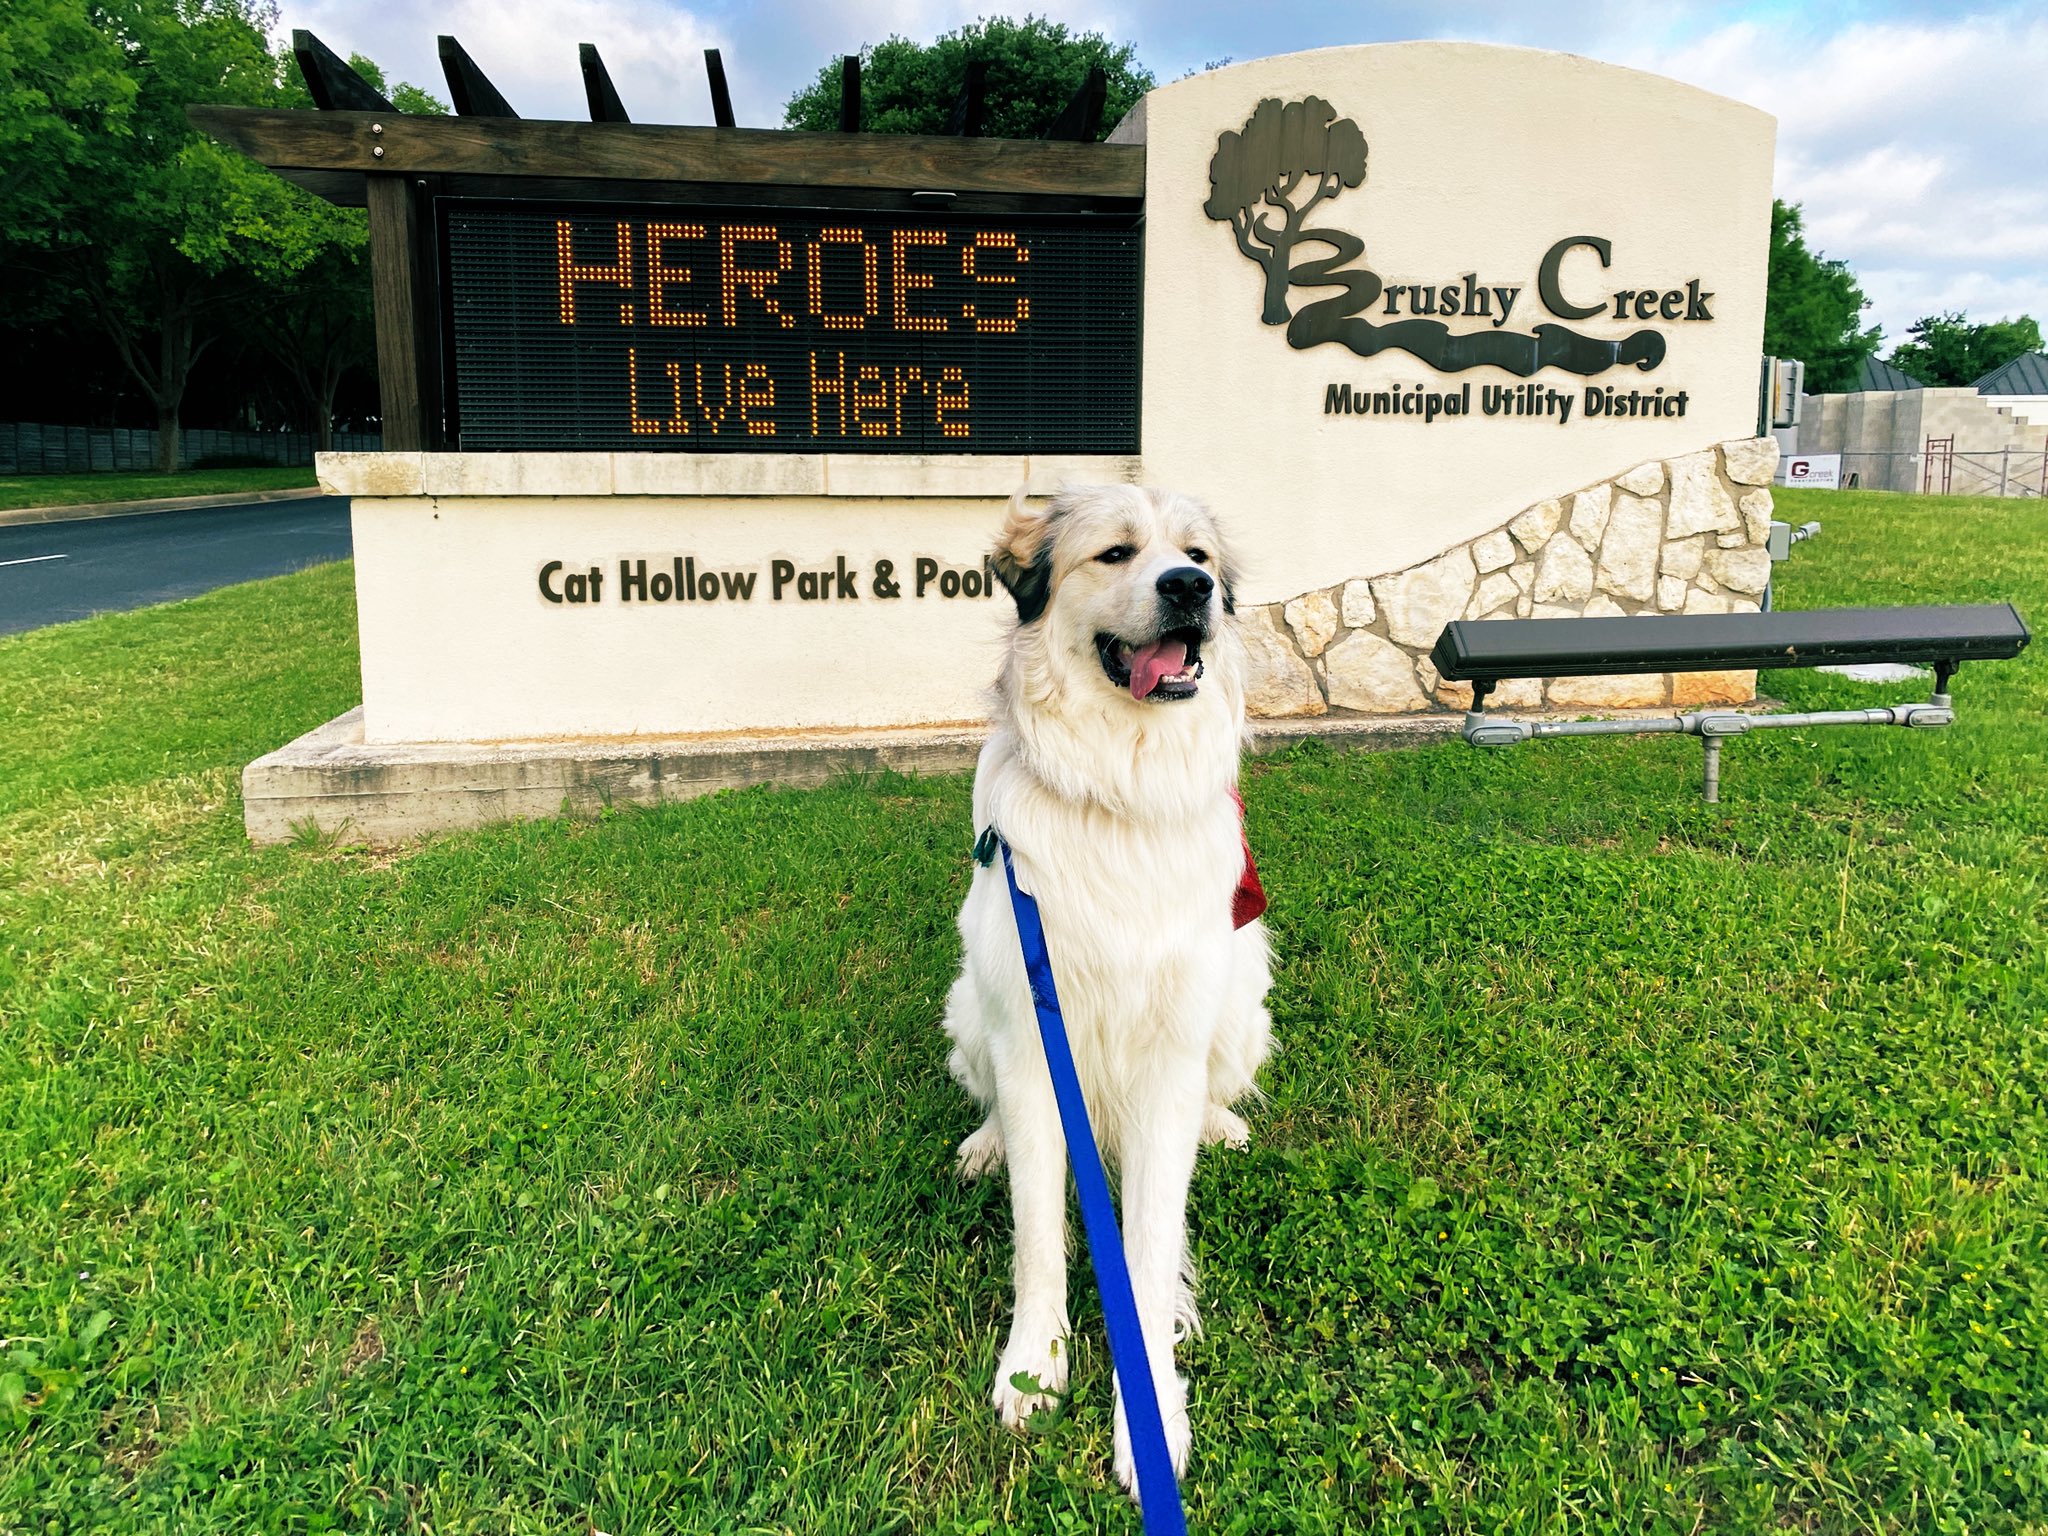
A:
196,40,1781,838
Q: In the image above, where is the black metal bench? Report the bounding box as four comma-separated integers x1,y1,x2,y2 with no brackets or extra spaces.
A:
1429,605,2031,800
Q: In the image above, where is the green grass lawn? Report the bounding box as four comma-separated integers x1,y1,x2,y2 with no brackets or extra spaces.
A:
0,466,317,512
2,487,2044,1534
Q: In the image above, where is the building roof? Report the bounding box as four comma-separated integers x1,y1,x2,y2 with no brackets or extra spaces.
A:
1974,352,2048,395
1858,355,1925,391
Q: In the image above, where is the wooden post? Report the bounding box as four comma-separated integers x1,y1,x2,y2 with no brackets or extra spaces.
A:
366,176,427,450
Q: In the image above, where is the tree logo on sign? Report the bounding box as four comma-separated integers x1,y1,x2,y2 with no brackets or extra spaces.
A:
1204,97,1668,378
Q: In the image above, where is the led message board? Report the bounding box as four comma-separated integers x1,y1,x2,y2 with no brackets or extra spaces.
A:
446,202,1144,453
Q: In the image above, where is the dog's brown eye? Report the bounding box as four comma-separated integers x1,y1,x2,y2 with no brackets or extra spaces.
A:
1187,548,1210,565
1096,545,1135,565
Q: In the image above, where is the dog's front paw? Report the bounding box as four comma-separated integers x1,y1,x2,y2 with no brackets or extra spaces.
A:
991,1327,1069,1431
1111,1370,1190,1500
1201,1104,1250,1150
956,1116,1006,1180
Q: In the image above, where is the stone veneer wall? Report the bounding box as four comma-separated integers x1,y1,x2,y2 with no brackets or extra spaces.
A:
1239,437,1781,716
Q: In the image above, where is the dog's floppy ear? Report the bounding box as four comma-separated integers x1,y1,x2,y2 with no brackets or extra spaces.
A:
991,490,1056,624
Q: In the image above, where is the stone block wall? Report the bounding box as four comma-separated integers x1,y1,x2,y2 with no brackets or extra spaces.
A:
1241,437,1778,716
1796,388,2048,494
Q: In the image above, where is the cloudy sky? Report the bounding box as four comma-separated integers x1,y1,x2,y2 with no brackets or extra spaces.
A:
282,0,2047,349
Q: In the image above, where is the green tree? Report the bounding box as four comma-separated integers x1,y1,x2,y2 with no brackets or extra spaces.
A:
0,0,136,323
3,0,290,469
783,16,1151,141
0,0,439,467
1763,200,1880,394
1889,312,2043,387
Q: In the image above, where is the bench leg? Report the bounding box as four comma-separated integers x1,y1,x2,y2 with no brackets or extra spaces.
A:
1702,735,1722,804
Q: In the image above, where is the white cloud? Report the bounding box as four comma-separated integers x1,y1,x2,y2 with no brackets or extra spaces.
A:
1627,11,2048,342
1863,268,2048,332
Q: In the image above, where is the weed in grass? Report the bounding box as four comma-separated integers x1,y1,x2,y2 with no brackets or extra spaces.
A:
287,816,346,853
0,489,2044,1532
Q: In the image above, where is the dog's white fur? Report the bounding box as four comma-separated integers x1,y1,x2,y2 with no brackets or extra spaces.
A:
942,483,1275,1494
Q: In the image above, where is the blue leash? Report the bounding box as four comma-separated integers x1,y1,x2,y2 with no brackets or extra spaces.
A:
997,838,1189,1534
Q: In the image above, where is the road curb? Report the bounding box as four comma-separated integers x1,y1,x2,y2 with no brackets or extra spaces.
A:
0,486,328,528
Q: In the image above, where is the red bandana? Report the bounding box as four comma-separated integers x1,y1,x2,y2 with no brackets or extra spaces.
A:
1228,787,1267,929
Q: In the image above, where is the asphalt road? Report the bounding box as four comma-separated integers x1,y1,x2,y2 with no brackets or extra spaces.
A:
0,497,353,637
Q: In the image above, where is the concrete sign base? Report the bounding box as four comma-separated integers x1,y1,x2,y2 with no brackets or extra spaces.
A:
243,706,1465,846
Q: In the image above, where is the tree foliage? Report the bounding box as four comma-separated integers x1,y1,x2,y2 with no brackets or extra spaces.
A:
0,0,446,461
1762,200,1880,394
1889,312,2044,388
783,16,1151,141
0,0,137,295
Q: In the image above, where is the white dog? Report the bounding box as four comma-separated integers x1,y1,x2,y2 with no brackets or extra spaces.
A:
941,482,1275,1494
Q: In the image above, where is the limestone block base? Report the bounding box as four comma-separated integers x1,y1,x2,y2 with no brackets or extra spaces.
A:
1249,437,1777,717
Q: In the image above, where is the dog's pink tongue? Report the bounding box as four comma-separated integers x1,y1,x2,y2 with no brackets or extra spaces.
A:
1127,637,1187,699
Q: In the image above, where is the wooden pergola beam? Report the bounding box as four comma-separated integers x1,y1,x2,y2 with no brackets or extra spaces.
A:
1044,66,1107,141
704,48,736,128
579,44,630,124
185,107,1146,199
839,55,860,133
438,36,519,118
291,29,393,113
945,60,988,137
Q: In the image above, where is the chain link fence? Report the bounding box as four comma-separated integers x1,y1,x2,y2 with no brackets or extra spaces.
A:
1822,445,2048,498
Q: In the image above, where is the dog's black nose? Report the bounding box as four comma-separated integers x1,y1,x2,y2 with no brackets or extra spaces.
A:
1156,566,1214,604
